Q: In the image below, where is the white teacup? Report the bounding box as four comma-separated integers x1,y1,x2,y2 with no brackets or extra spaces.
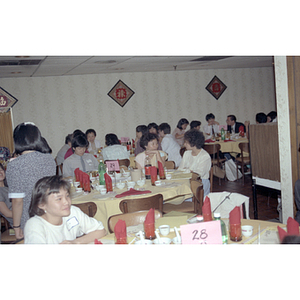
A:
74,181,80,188
241,225,253,237
155,180,162,186
116,182,125,189
136,179,145,187
159,225,170,236
127,181,135,189
166,174,172,180
115,172,122,179
172,237,182,244
75,187,82,192
123,171,130,178
100,188,107,195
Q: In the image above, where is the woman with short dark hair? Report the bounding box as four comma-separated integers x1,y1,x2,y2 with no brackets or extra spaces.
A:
63,134,99,177
172,118,189,146
6,122,56,239
178,129,211,196
85,128,101,155
101,133,129,161
24,175,106,244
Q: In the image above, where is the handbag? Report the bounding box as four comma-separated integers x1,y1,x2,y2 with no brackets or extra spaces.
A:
225,159,242,181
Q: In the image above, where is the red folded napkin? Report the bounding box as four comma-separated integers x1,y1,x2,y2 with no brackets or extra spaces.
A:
79,170,84,187
150,166,157,183
229,206,241,225
224,139,235,142
132,138,135,148
104,172,113,192
202,196,213,221
94,239,103,244
277,217,300,242
74,168,80,182
157,161,165,179
114,219,127,239
115,188,151,198
205,139,215,143
144,208,155,225
83,172,90,192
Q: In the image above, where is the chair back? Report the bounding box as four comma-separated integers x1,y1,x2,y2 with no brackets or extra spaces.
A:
108,209,163,233
119,194,163,213
73,202,97,217
203,144,221,155
239,142,250,156
55,158,63,175
165,160,175,169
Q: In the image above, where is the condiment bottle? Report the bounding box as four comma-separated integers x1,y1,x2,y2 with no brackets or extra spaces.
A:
214,212,228,244
144,155,151,179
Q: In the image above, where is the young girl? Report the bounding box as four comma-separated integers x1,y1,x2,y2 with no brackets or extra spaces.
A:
172,118,189,147
24,175,106,244
135,132,167,169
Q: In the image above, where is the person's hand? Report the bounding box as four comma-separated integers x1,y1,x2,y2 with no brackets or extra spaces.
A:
14,227,24,240
145,150,159,156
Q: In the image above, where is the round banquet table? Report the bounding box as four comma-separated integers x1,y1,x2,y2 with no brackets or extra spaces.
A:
205,137,249,154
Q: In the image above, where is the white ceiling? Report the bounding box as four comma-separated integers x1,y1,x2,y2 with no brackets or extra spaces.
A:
0,56,274,79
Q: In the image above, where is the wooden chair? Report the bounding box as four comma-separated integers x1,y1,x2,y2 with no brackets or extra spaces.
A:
107,209,163,233
73,202,97,217
235,142,251,185
119,194,163,214
163,179,204,214
1,216,24,244
203,144,226,189
165,160,175,169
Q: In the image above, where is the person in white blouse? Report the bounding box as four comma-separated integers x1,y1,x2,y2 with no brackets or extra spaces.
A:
24,175,106,244
203,113,220,136
85,129,101,155
178,129,211,197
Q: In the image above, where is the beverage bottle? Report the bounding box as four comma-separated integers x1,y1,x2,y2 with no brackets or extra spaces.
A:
127,140,131,151
221,128,225,140
98,160,106,185
144,155,151,179
213,212,228,244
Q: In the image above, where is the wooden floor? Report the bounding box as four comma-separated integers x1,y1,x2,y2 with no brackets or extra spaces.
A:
212,173,280,221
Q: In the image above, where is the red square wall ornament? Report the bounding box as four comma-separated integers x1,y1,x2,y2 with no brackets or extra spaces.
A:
107,80,135,107
205,76,227,100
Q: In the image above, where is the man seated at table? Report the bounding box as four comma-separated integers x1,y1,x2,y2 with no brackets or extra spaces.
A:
190,120,201,131
63,134,99,177
203,113,220,137
158,123,182,168
226,115,246,134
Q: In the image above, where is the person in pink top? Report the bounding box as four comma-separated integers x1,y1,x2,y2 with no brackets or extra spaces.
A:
172,118,189,147
64,129,88,160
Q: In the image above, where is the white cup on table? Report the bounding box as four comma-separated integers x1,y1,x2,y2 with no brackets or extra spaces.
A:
100,188,107,195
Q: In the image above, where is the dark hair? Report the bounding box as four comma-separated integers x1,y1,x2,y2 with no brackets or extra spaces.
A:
72,129,85,138
29,175,70,217
13,122,46,155
267,111,277,121
281,235,300,244
184,129,205,149
205,113,215,122
256,112,267,123
71,134,89,151
190,120,201,129
65,134,73,145
136,125,148,135
227,115,236,122
140,132,159,150
105,133,120,146
176,118,189,130
40,137,52,154
158,123,171,134
0,163,8,187
85,129,97,136
147,123,159,132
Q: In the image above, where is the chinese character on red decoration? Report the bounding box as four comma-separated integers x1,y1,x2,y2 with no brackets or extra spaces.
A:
0,95,8,107
116,88,127,100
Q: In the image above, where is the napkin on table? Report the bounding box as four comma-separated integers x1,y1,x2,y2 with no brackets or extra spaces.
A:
83,172,90,192
205,139,215,143
202,196,212,221
115,188,151,198
229,206,241,225
158,161,165,178
104,172,113,192
277,217,300,242
224,139,235,142
114,219,127,239
74,168,80,182
94,239,103,244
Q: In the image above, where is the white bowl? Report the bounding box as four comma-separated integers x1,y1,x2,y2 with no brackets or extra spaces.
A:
172,237,182,244
116,182,125,189
136,179,145,187
74,181,80,187
166,174,172,180
158,225,170,236
127,181,135,189
153,237,172,245
123,171,130,178
75,187,82,192
100,188,107,195
134,239,153,245
241,225,253,237
115,172,122,179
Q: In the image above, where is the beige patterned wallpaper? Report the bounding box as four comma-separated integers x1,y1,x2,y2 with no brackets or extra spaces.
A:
0,67,276,155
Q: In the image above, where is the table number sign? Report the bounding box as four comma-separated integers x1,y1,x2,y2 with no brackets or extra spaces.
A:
120,137,130,143
180,220,222,244
106,160,120,172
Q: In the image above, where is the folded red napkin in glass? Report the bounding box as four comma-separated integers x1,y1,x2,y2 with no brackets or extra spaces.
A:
83,173,90,192
144,208,155,224
277,217,300,242
74,168,80,182
205,139,215,143
229,206,241,225
104,172,113,192
224,139,235,142
150,166,157,182
202,196,213,221
114,219,127,239
94,239,103,244
157,161,165,179
115,188,152,198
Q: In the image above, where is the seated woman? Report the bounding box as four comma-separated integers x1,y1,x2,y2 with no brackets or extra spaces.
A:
147,123,162,149
172,118,189,147
85,129,101,155
102,133,130,161
135,132,168,169
63,134,99,177
134,125,148,156
64,130,88,160
0,163,13,228
178,129,211,197
24,175,106,244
